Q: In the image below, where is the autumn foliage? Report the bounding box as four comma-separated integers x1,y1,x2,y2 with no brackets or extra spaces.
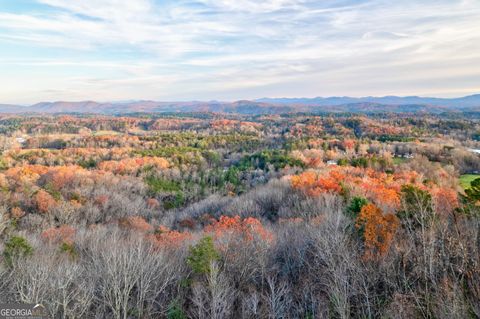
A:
150,225,192,248
0,113,478,318
355,203,399,260
432,187,459,216
291,170,343,195
98,157,169,174
34,189,57,213
119,216,154,233
205,215,273,242
291,167,432,212
41,225,76,245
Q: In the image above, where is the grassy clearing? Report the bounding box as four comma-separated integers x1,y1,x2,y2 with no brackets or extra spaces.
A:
459,174,480,189
392,157,408,165
92,130,121,136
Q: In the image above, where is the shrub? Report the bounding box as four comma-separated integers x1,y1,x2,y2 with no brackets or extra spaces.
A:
465,177,480,202
346,196,369,218
167,301,187,319
400,184,433,223
187,236,220,275
3,236,33,266
60,242,77,258
145,176,181,194
34,189,57,213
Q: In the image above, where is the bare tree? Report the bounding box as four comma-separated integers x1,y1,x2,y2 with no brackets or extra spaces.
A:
241,291,260,319
87,233,146,319
263,275,291,319
310,210,357,319
191,261,235,319
8,248,94,318
85,229,180,319
134,247,179,317
49,259,94,319
0,206,9,237
10,252,54,308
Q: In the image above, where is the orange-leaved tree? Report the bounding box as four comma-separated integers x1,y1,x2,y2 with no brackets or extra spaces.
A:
355,203,399,260
34,189,57,213
205,215,273,242
41,225,76,245
291,170,342,196
149,225,192,248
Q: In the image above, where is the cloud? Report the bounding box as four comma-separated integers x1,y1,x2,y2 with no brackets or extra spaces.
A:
0,0,479,103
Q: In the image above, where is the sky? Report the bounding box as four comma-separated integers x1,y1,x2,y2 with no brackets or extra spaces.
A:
0,0,480,104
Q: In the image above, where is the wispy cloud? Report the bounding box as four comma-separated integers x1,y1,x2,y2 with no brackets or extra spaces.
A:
0,0,479,103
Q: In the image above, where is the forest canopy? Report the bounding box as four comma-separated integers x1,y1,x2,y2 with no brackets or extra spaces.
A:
0,112,479,318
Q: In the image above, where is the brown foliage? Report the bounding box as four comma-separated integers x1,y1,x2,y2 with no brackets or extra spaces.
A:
41,225,76,245
35,189,57,213
119,216,154,233
205,215,273,242
355,203,399,260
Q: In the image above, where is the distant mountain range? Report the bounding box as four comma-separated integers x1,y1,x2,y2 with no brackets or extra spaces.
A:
256,94,480,108
1,94,480,115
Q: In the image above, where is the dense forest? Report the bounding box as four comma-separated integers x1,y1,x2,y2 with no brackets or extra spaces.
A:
0,112,479,318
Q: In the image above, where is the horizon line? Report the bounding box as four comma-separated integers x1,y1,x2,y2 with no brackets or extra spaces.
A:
3,93,480,106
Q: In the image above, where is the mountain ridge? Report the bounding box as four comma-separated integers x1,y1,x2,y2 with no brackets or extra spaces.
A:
255,94,480,108
1,94,479,114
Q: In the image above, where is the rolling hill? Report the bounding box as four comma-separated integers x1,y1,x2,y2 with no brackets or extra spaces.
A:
1,94,479,114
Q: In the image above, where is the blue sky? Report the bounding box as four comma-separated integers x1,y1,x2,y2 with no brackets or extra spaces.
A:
0,0,479,104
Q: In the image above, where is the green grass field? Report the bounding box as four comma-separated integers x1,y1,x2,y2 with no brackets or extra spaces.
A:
392,157,408,165
92,130,121,136
459,174,480,189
